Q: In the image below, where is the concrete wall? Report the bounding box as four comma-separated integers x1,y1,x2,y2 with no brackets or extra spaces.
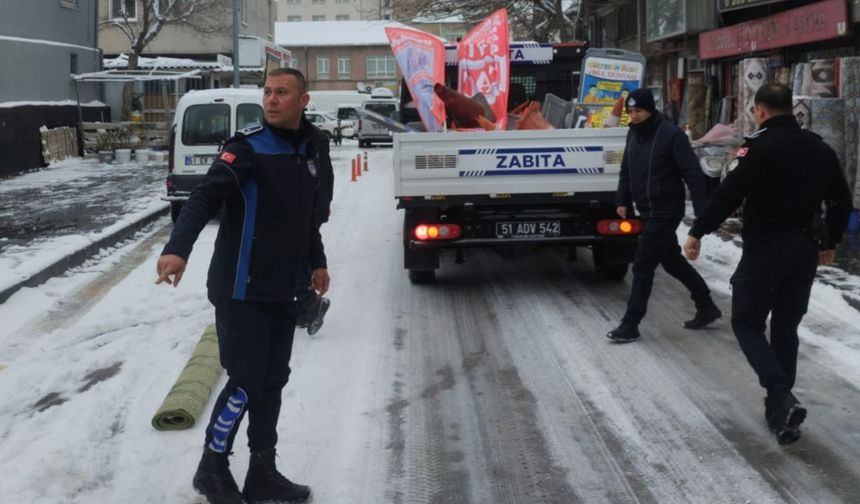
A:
0,0,101,102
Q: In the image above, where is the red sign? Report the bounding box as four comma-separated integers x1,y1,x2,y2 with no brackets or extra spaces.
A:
457,8,510,129
699,0,849,60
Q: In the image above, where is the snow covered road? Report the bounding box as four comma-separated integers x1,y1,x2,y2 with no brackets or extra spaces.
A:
0,144,858,503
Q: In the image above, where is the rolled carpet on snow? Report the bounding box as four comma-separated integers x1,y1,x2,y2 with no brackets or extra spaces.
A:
151,325,222,431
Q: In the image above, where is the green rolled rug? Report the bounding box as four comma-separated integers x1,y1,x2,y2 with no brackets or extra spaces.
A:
151,325,223,431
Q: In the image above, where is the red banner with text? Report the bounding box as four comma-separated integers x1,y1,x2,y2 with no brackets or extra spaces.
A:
456,8,510,129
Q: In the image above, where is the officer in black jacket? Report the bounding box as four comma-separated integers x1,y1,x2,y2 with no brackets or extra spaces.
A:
608,88,721,343
685,83,852,445
156,68,324,504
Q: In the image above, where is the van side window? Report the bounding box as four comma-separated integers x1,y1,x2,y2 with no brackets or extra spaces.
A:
182,104,231,146
237,104,263,130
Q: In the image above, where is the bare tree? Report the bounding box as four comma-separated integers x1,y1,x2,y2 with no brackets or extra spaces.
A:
395,0,585,42
101,0,230,119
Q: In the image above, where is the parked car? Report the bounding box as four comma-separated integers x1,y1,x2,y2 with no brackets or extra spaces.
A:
165,88,263,222
305,110,355,140
357,90,399,148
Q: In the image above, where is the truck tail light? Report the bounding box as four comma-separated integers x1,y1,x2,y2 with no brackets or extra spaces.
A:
597,219,642,235
414,223,462,241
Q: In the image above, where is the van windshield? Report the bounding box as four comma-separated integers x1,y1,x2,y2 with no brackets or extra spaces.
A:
365,103,396,118
182,104,230,146
237,104,263,130
338,107,358,120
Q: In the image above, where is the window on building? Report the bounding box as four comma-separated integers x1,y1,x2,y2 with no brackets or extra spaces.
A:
312,15,325,21
70,53,78,74
60,0,78,9
287,15,301,21
312,0,325,4
286,0,300,3
618,5,637,41
335,14,349,20
335,0,349,3
292,56,300,69
111,0,136,19
338,57,350,78
367,56,396,79
241,0,248,24
317,56,330,78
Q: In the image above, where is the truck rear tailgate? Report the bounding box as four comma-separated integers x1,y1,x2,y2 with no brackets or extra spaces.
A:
393,128,629,198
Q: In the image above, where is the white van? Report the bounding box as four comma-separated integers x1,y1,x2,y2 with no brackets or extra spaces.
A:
165,88,263,221
357,88,399,148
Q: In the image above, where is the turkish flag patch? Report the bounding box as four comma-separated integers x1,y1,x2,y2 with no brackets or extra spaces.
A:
735,147,749,158
219,151,236,164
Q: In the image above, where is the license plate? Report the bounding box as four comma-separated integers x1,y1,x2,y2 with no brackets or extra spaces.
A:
185,155,217,166
496,221,561,239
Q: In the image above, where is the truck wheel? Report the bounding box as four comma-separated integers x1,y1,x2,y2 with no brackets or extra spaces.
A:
408,269,435,284
596,263,628,281
170,201,183,223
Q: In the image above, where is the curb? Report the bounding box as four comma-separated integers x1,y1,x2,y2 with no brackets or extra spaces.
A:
0,204,169,304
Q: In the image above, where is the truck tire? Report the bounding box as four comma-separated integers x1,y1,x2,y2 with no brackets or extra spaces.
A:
170,201,183,223
596,263,628,281
408,269,435,284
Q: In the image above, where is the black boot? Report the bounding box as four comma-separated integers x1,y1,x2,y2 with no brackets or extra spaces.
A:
243,448,312,503
683,302,722,329
192,448,243,504
606,322,640,343
765,390,807,445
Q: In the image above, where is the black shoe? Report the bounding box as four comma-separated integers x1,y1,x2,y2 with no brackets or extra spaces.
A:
192,449,243,504
683,304,722,329
765,391,807,445
243,448,312,504
606,322,640,343
306,297,330,336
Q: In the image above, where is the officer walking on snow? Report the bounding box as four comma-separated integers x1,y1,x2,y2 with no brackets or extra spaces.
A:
156,68,328,504
684,82,851,445
607,88,722,343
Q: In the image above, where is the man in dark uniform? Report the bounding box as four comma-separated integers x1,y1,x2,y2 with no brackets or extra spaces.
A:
156,68,327,504
684,83,852,445
607,88,722,343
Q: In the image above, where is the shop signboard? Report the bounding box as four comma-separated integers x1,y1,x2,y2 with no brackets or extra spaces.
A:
699,0,849,59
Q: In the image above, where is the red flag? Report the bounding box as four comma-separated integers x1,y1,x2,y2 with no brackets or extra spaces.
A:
457,8,510,129
385,27,446,132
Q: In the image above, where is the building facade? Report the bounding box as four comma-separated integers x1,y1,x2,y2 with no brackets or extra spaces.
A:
0,0,106,175
0,0,101,103
276,0,390,22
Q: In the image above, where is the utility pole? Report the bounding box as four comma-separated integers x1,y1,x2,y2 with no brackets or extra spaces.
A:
233,0,240,87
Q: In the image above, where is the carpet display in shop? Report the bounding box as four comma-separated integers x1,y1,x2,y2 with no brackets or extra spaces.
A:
151,324,223,431
739,58,768,136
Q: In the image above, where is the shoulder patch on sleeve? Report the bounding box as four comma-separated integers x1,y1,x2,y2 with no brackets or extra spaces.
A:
735,147,749,158
236,125,264,137
219,151,236,164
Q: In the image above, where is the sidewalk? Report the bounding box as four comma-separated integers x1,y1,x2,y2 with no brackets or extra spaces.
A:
0,158,168,302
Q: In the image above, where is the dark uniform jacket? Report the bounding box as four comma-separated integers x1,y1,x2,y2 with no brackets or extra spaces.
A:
616,111,708,219
163,117,330,303
689,114,852,249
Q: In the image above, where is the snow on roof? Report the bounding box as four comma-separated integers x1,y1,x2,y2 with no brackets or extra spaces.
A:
275,20,443,47
104,54,223,70
0,99,106,109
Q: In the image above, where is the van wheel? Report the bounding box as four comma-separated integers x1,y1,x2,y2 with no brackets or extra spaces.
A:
170,201,183,223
